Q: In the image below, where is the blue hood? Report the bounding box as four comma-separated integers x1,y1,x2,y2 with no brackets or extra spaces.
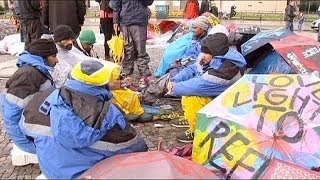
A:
17,51,53,80
64,79,113,101
211,47,247,69
45,80,125,148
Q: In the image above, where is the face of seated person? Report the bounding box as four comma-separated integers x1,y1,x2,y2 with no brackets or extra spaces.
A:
200,52,213,65
82,43,93,53
193,26,206,38
45,54,59,67
57,38,74,51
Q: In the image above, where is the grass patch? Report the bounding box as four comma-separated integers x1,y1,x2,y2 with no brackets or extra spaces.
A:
234,13,319,22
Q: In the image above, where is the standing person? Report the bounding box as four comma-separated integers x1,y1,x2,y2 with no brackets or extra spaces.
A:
96,0,114,60
42,0,86,37
297,12,305,32
285,1,296,32
0,39,58,164
210,3,219,17
18,0,43,49
185,0,199,19
199,0,210,15
113,0,154,80
230,5,237,19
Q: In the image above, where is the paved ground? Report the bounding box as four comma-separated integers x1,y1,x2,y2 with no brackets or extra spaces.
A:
0,18,319,179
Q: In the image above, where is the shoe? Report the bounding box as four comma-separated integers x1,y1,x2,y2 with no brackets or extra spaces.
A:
170,118,190,128
124,114,140,121
153,112,182,121
177,129,194,143
137,113,154,122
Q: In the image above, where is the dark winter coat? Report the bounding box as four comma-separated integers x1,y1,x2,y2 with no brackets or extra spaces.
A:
18,0,41,20
42,0,86,35
113,0,154,26
285,4,295,22
199,0,210,15
0,51,54,154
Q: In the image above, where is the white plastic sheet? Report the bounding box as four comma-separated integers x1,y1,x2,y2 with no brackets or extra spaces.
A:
0,33,24,56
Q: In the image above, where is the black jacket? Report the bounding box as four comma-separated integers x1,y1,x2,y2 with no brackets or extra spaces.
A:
42,0,86,35
113,0,154,26
18,0,41,20
6,65,52,99
285,5,295,22
199,0,210,15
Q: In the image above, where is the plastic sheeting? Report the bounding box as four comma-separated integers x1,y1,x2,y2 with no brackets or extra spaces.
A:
0,33,24,56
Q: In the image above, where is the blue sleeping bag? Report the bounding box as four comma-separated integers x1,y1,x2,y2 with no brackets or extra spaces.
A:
155,32,194,77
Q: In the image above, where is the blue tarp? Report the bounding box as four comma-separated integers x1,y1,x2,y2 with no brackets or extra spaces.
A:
248,51,295,74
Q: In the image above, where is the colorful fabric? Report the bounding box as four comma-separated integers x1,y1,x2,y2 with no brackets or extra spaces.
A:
193,74,320,179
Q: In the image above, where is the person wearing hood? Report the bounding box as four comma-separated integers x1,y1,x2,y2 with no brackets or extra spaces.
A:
168,33,246,143
19,60,148,179
74,29,98,58
52,26,148,122
0,38,58,165
155,15,218,78
168,15,209,77
52,25,84,88
185,15,209,58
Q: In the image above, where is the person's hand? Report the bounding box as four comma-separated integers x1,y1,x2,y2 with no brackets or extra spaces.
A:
113,23,120,33
109,80,121,90
167,82,176,93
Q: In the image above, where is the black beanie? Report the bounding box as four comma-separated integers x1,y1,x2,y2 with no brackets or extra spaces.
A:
28,38,58,58
53,25,75,42
201,33,229,56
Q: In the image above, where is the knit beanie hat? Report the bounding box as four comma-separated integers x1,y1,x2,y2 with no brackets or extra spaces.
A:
201,33,229,56
79,29,96,45
28,38,58,58
193,16,209,31
71,60,117,86
53,25,75,42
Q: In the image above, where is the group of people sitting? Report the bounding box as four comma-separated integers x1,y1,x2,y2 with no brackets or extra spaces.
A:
1,12,247,179
1,25,149,179
144,13,246,143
